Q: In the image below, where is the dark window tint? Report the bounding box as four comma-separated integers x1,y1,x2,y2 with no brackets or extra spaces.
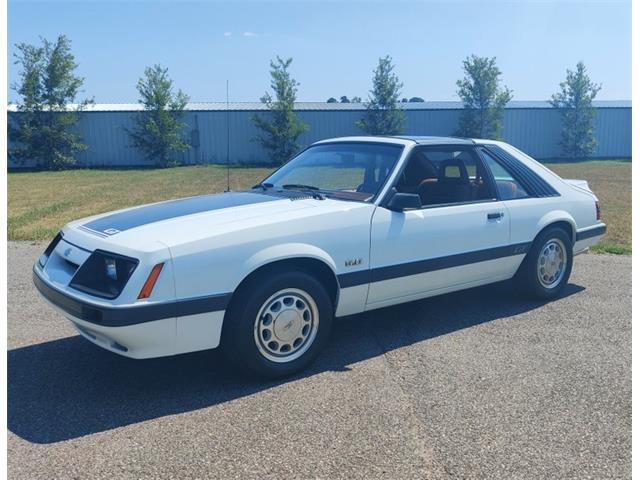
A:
479,150,529,200
396,148,496,207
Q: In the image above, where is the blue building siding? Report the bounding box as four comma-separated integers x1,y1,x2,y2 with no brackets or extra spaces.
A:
7,102,631,167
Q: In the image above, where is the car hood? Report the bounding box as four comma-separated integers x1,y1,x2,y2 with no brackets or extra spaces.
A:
63,191,359,252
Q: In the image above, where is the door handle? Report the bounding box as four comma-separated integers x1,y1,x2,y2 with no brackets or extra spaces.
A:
487,212,504,220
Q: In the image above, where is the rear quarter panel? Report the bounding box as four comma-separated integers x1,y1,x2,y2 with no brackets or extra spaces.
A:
500,180,598,247
485,141,599,244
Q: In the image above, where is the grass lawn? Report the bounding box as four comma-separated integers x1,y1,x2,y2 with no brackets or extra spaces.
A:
8,166,272,241
545,160,631,254
8,160,630,254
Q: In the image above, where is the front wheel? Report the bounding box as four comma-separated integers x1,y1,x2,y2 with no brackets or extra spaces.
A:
518,227,573,300
221,270,333,378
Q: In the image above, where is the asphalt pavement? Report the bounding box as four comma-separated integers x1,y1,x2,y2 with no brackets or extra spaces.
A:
7,241,631,479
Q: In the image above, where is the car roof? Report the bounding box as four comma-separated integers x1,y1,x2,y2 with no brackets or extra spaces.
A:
312,135,476,147
392,135,476,145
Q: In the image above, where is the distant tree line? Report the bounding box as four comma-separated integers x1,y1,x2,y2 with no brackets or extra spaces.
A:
9,34,603,168
326,96,362,103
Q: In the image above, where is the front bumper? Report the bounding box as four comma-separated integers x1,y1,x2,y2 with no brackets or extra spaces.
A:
33,266,230,359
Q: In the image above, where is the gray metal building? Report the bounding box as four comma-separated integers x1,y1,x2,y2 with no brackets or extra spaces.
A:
7,100,631,167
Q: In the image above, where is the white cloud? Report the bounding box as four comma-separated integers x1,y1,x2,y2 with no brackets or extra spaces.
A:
223,32,232,37
243,31,258,37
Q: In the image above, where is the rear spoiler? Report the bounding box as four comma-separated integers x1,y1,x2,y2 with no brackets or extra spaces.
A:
564,179,592,193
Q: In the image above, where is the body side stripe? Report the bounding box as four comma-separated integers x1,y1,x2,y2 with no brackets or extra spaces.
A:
337,242,531,288
575,224,606,241
337,269,371,288
36,242,533,326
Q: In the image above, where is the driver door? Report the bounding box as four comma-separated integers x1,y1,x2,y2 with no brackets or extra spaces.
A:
366,146,517,308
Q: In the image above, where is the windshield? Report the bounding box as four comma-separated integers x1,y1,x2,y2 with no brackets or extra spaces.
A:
261,142,404,202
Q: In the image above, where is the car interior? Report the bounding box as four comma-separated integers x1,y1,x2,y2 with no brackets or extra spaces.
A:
477,149,531,200
352,153,398,201
356,160,393,195
395,148,496,206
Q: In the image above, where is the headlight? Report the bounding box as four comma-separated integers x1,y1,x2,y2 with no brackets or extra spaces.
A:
39,232,63,267
105,257,118,280
69,250,139,299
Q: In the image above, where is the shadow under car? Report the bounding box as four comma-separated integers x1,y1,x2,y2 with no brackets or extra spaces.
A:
8,280,584,444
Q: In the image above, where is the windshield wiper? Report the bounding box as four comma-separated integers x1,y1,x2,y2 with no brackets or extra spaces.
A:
281,184,325,199
282,184,320,190
252,182,274,191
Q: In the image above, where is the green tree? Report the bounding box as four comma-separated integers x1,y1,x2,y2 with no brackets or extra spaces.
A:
252,56,309,165
351,96,362,103
326,97,337,103
340,96,350,103
356,56,405,135
9,35,91,169
456,55,512,139
550,61,601,158
409,97,425,103
128,64,190,167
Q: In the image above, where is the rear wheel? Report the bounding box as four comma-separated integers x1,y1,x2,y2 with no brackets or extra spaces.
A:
518,227,573,300
222,270,333,378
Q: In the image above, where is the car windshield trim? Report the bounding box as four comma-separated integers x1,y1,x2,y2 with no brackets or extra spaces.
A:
250,185,370,203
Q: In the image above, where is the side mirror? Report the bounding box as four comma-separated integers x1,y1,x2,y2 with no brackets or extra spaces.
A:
386,191,422,212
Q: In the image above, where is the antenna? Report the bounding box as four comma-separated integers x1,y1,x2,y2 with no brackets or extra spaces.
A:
225,79,230,192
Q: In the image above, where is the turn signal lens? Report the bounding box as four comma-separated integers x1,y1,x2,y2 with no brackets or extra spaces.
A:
596,201,601,221
138,263,164,299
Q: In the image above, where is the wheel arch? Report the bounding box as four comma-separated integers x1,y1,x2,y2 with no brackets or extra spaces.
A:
535,212,577,245
224,244,341,327
515,213,576,298
514,214,576,275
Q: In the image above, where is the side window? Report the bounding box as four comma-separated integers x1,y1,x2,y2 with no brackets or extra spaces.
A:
396,148,496,207
479,150,529,200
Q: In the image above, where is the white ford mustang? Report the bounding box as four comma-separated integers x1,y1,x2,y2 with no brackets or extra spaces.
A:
34,136,606,377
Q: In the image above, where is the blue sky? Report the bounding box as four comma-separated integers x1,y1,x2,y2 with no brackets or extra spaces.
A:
7,0,631,103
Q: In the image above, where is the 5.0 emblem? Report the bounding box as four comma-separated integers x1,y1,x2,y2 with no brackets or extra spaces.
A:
345,258,363,267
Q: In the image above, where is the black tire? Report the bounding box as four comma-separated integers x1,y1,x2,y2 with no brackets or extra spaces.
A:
221,270,334,378
517,226,573,300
